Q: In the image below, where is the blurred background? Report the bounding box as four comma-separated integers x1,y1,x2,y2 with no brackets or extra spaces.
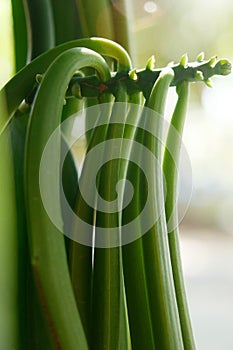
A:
1,0,233,348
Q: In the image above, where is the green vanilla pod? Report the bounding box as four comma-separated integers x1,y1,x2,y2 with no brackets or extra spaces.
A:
25,47,111,349
10,112,31,349
0,29,231,349
0,92,18,349
24,0,55,60
10,114,57,349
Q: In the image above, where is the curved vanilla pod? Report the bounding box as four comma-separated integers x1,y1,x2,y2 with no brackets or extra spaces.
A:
23,0,55,60
0,37,131,134
163,81,196,349
10,107,78,347
25,47,111,349
140,69,184,349
9,104,80,348
10,111,57,349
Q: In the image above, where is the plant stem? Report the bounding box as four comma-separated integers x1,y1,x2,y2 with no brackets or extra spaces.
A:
0,37,131,133
67,58,231,99
0,94,18,349
50,0,83,44
109,0,130,52
23,0,55,60
11,0,28,71
25,48,111,349
10,112,31,349
75,0,114,39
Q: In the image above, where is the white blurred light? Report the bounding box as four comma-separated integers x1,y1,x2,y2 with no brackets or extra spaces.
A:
144,1,158,13
202,73,233,126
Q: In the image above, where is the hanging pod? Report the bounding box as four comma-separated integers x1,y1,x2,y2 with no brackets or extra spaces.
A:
163,81,196,349
24,47,111,350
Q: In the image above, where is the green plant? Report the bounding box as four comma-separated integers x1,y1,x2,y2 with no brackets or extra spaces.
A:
0,2,231,350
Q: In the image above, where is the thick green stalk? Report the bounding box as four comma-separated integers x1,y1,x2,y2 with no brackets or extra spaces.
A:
67,58,231,100
25,48,111,349
0,37,131,134
75,0,114,39
0,131,18,350
50,0,83,44
110,0,130,52
163,81,196,349
10,112,31,349
23,0,55,60
140,69,184,349
2,49,229,134
0,93,18,349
